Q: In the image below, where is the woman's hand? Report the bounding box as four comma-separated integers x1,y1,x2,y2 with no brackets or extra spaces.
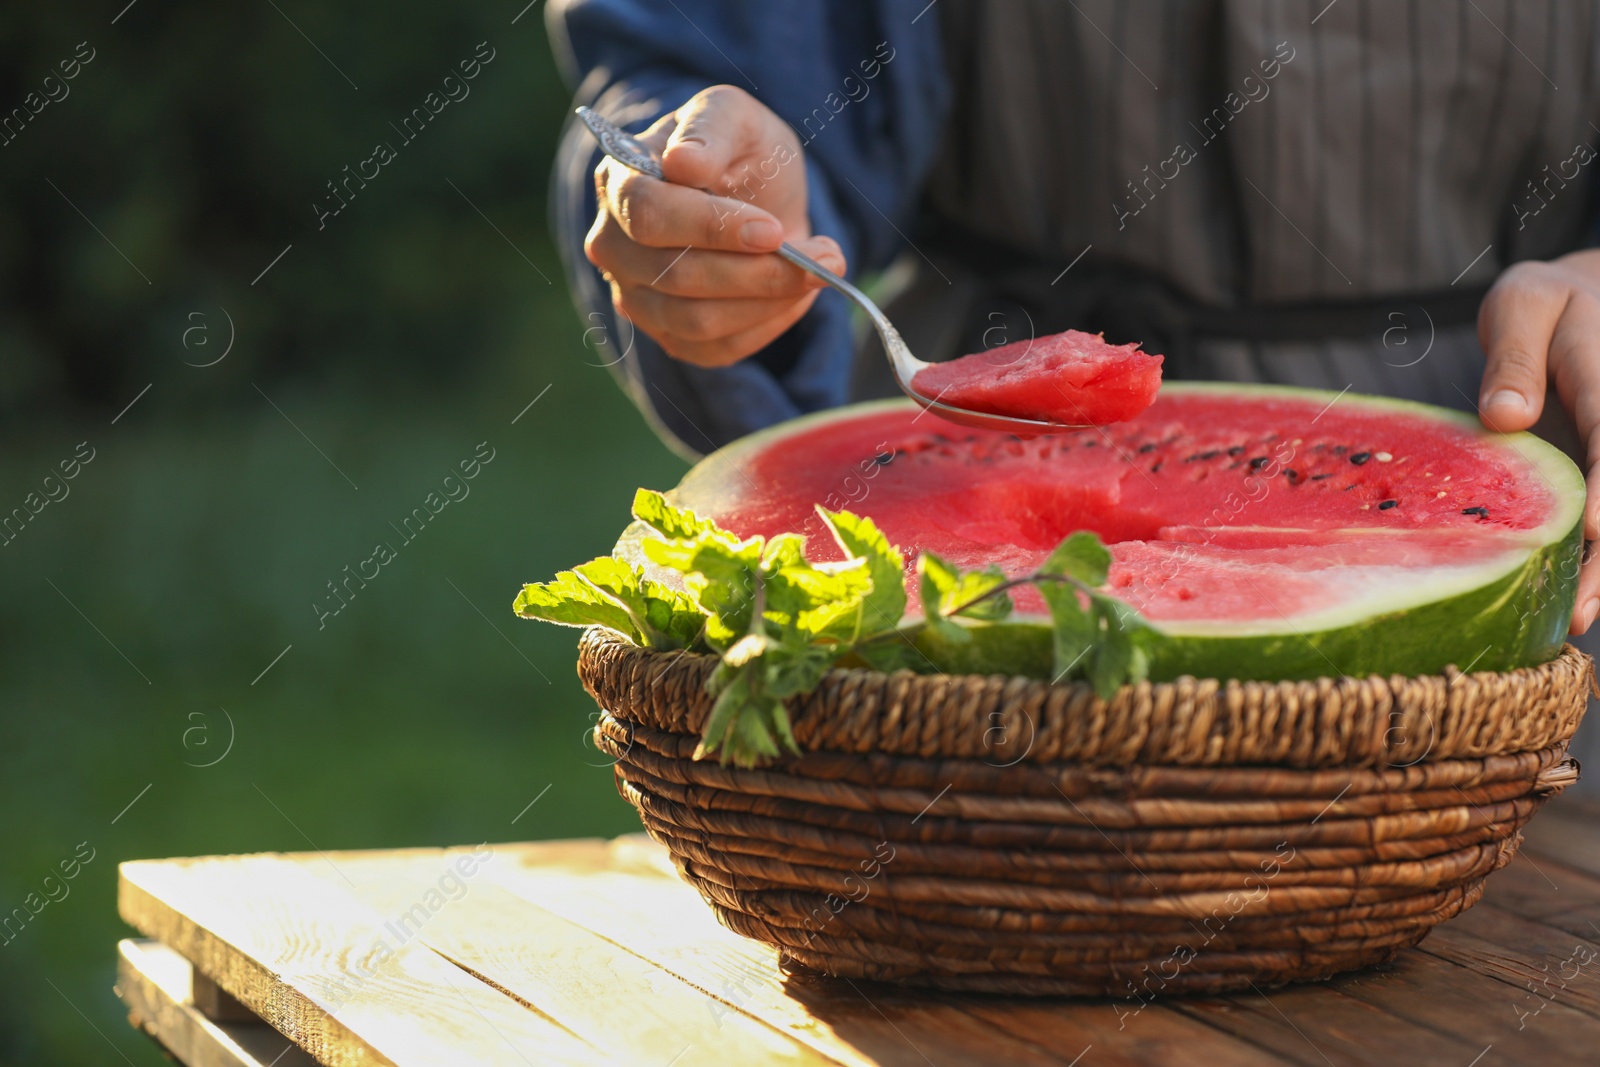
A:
584,85,846,368
1478,248,1600,633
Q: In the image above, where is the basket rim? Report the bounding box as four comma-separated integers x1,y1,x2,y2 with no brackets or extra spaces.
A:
577,628,1593,769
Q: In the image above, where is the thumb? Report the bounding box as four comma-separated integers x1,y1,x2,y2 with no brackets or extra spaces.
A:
1477,274,1556,432
662,86,765,191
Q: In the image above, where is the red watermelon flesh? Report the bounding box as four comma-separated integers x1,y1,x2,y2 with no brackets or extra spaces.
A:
909,329,1164,425
679,388,1572,632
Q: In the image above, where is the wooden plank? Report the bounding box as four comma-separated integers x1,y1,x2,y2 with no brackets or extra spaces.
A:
1422,907,1600,1022
122,823,1600,1067
117,938,317,1067
119,848,615,1067
1484,857,1600,953
1329,944,1600,1061
1522,794,1600,878
1173,983,1489,1067
310,847,842,1067
192,970,258,1023
450,841,1067,1066
951,998,1292,1067
1470,849,1600,920
477,837,1287,1067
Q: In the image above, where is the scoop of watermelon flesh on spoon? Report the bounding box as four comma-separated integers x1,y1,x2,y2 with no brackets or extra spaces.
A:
910,330,1165,427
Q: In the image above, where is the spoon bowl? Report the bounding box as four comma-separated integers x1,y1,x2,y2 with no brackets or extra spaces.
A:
576,106,1085,435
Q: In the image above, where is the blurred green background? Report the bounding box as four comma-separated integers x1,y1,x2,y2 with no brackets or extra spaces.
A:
0,3,688,1062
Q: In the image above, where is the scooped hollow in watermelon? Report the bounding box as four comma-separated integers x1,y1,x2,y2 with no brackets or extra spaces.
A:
624,384,1583,682
910,329,1164,425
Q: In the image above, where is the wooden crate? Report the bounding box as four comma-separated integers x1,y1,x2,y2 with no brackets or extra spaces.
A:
117,799,1600,1066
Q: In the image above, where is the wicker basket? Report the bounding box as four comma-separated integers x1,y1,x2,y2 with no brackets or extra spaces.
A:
578,628,1592,996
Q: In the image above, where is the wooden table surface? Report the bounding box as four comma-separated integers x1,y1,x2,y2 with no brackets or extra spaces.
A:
116,795,1600,1067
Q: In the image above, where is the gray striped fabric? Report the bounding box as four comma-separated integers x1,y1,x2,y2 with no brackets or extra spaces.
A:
900,0,1600,409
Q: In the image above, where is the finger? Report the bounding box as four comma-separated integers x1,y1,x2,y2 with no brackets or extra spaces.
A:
1544,295,1600,542
650,292,823,368
662,85,766,190
1478,264,1563,431
614,284,814,344
593,228,844,300
592,111,678,200
597,158,783,251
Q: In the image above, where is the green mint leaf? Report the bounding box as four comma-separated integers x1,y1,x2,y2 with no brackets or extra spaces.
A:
817,508,907,636
918,551,960,623
1038,580,1095,682
1040,531,1112,586
513,568,641,642
764,558,872,641
946,566,1012,621
1086,601,1135,700
759,532,807,569
917,554,971,642
760,640,835,699
919,551,1012,621
571,557,688,649
643,532,763,650
632,488,717,539
1084,595,1153,700
697,665,756,760
727,693,784,764
638,577,707,649
695,644,810,767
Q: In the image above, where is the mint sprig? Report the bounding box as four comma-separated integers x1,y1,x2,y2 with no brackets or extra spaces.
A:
514,488,1157,766
927,530,1153,699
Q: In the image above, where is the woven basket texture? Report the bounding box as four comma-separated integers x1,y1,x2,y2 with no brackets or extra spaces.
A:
578,628,1592,995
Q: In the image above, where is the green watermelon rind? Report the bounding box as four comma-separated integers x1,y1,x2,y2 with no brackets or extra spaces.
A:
909,526,1580,681
631,384,1585,682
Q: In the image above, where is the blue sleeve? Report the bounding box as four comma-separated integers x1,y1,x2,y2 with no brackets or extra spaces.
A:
546,0,950,456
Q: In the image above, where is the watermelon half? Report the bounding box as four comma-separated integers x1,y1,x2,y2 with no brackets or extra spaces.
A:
626,384,1583,682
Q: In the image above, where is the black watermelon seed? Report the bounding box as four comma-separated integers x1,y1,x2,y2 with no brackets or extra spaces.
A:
1378,499,1398,510
1199,449,1221,460
1249,456,1270,470
1311,473,1335,481
1150,462,1163,473
1462,506,1489,518
1138,443,1158,453
1283,469,1300,483
1350,452,1371,465
874,451,896,466
1228,445,1245,456
1343,484,1358,491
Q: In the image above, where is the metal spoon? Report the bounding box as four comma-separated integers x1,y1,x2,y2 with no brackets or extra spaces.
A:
576,106,1081,435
